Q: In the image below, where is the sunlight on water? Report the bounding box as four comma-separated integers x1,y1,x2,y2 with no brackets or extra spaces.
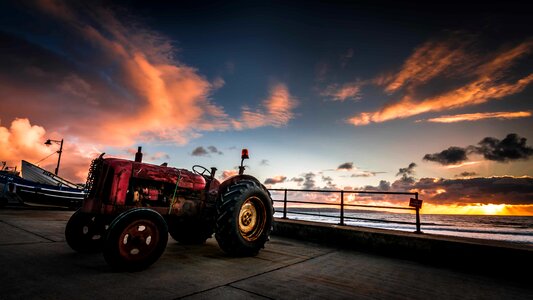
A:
274,209,533,246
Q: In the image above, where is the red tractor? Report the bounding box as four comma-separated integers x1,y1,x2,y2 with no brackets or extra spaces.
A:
65,148,273,271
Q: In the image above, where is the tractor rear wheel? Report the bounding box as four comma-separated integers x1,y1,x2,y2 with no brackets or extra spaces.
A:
103,208,168,271
65,209,107,253
215,180,273,256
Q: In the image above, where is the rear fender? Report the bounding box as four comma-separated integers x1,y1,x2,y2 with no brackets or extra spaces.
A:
217,175,270,197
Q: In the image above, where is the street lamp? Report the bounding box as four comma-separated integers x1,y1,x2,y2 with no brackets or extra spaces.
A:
44,138,64,176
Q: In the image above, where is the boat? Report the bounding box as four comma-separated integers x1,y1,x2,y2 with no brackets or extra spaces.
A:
21,160,82,189
0,161,85,209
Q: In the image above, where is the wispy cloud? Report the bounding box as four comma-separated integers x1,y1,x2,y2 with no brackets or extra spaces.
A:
379,38,471,93
315,62,329,82
340,48,354,68
233,83,298,129
347,37,533,126
321,82,362,102
351,171,385,177
421,111,532,123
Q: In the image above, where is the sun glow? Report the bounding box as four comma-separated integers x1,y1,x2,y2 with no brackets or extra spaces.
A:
421,203,533,216
444,161,480,168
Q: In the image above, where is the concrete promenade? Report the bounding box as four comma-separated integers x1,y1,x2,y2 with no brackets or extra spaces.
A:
0,209,531,300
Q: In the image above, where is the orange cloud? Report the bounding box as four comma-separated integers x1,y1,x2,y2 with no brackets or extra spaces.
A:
0,118,97,182
15,1,218,146
380,39,470,93
2,2,298,152
422,111,532,123
322,82,362,101
348,39,533,126
0,118,50,165
220,169,238,180
233,83,297,129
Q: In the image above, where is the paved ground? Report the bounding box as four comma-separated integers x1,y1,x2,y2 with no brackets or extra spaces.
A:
0,209,531,300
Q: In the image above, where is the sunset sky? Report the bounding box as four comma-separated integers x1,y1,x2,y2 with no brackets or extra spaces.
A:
1,0,532,215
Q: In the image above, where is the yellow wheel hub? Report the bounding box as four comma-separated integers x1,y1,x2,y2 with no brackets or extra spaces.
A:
238,197,266,241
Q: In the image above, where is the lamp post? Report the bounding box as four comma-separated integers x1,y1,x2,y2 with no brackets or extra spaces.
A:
44,138,63,176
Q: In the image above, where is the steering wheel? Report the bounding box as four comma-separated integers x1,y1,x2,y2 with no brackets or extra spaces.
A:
192,165,210,177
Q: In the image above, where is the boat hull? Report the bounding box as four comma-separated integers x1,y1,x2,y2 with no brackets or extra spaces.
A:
0,172,84,209
21,160,81,189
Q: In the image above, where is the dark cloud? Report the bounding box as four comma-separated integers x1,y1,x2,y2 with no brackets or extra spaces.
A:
455,171,478,177
378,180,391,191
396,162,416,176
423,133,533,166
337,162,354,170
364,180,391,191
392,174,416,190
191,146,208,156
192,145,223,156
362,176,533,205
207,146,223,155
393,162,417,190
351,171,385,177
474,133,533,162
264,176,287,185
291,177,304,184
322,175,337,189
303,172,316,190
423,146,469,165
413,176,533,205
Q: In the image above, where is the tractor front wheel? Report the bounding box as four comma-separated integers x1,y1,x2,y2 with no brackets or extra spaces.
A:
215,180,273,256
103,208,168,271
65,209,107,253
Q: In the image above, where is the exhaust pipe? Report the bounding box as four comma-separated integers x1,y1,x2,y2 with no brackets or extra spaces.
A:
135,146,143,163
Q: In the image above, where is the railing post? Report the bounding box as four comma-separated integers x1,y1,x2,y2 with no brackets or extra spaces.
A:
283,189,288,219
339,191,345,225
415,192,422,233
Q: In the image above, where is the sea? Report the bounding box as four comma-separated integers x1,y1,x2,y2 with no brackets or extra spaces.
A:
273,207,533,247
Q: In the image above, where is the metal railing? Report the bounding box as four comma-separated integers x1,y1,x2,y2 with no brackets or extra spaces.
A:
269,188,422,233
